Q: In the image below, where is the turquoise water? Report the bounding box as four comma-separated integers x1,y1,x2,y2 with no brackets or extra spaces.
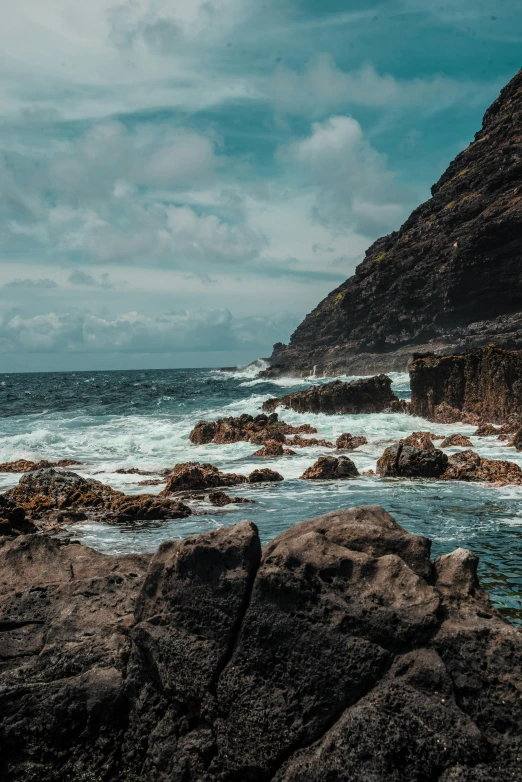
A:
0,365,521,623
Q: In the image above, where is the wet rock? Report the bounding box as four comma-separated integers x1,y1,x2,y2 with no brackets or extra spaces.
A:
0,494,37,537
473,423,499,437
441,449,522,485
208,491,255,507
400,431,436,450
431,402,464,424
252,440,296,457
440,434,474,448
189,413,316,446
336,433,368,450
410,345,522,424
0,458,82,473
136,478,167,487
289,433,334,448
511,428,522,451
1,506,522,780
161,462,249,493
377,444,448,478
301,455,359,480
105,494,191,524
262,374,400,415
115,468,155,476
248,468,284,483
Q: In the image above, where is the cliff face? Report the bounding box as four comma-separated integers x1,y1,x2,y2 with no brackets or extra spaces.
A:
266,68,522,377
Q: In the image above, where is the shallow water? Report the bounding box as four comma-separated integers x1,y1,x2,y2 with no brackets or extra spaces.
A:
1,366,521,623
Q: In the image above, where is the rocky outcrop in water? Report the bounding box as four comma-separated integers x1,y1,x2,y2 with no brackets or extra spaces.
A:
262,375,399,415
161,462,284,493
252,440,296,457
440,433,474,448
441,449,522,485
6,468,191,528
300,455,359,480
409,345,522,424
377,444,448,478
263,69,522,377
0,458,82,473
1,506,521,780
189,413,316,445
336,433,368,450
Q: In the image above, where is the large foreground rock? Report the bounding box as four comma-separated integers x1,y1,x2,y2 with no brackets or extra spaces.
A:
409,344,522,424
1,506,521,781
262,374,400,415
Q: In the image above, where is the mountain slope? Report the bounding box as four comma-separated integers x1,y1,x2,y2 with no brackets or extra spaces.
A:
265,68,522,377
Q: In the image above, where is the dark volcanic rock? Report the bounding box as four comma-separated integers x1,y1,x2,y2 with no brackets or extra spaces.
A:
189,413,316,445
440,433,474,448
289,433,334,448
377,444,448,478
252,440,296,457
441,449,522,485
400,431,436,450
0,494,36,536
208,491,255,507
248,468,284,483
410,345,522,424
263,374,399,415
263,69,522,377
0,458,82,473
6,468,191,527
1,507,522,780
161,462,249,493
336,433,368,450
512,427,522,451
301,455,359,480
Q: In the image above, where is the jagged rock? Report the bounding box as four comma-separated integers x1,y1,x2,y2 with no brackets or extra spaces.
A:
208,491,255,507
511,428,522,451
0,495,36,537
440,434,474,448
263,70,522,377
189,413,316,446
1,507,522,780
301,456,359,480
248,468,284,483
400,431,436,450
252,440,296,457
410,345,522,424
289,433,334,448
441,449,522,485
431,402,464,424
377,444,448,478
0,458,82,473
262,375,399,415
336,433,368,450
161,462,248,493
473,423,499,437
6,468,191,527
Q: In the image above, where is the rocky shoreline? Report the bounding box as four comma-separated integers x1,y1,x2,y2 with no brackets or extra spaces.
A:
1,506,522,781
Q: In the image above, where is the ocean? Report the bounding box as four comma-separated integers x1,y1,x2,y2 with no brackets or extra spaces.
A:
1,365,521,623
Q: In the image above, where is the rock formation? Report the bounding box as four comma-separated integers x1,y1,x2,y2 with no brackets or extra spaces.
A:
336,433,368,450
1,506,522,780
0,458,82,473
409,345,522,424
262,68,522,377
262,375,399,415
161,462,284,493
189,413,316,446
441,449,522,485
300,455,359,480
440,433,474,448
252,440,296,457
377,444,448,478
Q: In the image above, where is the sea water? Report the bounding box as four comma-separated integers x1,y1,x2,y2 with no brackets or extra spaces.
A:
0,366,521,623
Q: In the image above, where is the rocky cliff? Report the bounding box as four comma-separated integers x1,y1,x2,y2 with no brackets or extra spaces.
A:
1,507,522,781
265,67,522,377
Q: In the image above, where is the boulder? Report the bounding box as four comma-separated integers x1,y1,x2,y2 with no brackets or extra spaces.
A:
409,345,522,424
400,431,436,450
336,433,368,450
1,507,522,780
105,494,191,524
301,456,359,480
440,433,474,448
189,413,316,446
377,444,448,478
252,440,296,457
161,462,248,493
441,449,522,485
208,491,255,507
262,374,400,415
248,468,284,483
473,423,499,437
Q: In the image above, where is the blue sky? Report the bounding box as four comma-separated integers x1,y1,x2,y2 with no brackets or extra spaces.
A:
0,0,520,372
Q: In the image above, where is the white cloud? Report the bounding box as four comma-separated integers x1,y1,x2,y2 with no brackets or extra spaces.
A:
0,307,300,354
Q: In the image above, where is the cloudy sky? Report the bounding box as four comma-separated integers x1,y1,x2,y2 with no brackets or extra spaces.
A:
0,0,520,372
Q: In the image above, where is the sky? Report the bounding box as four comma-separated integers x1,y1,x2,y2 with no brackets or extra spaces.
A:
0,0,520,372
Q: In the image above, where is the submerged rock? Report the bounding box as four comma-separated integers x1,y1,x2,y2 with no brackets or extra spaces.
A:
1,506,521,780
262,374,399,415
208,491,255,507
189,413,316,446
377,444,448,478
440,433,474,448
336,433,368,450
0,458,82,473
441,449,522,485
301,455,359,480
